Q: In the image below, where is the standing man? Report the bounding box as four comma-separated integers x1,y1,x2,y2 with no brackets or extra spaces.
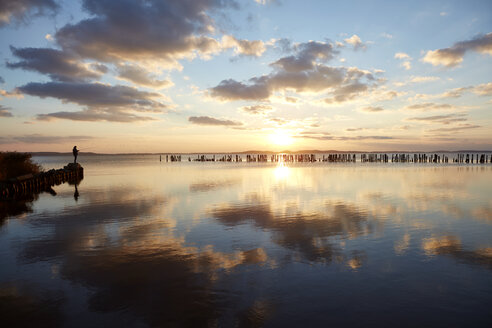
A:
73,146,79,163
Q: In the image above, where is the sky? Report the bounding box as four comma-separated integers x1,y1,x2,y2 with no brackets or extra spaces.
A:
0,0,491,153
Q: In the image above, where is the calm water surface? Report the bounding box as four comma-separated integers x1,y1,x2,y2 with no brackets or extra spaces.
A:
1,155,491,327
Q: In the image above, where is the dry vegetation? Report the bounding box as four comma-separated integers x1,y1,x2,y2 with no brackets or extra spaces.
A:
0,152,41,181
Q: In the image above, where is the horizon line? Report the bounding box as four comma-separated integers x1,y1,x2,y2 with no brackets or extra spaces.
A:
11,149,492,156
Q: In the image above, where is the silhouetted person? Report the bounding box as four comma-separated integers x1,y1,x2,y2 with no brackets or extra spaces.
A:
73,146,79,163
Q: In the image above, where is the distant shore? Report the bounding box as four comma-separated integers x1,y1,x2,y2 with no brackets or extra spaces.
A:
27,150,492,156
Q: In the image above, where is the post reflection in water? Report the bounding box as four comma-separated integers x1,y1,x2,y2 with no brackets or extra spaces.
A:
0,155,491,327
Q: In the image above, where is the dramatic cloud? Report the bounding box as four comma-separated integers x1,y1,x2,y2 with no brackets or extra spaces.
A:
0,0,57,27
404,103,454,111
362,106,384,112
210,78,271,101
53,0,236,66
7,47,103,82
222,35,266,57
270,41,338,72
18,82,166,109
116,64,172,88
210,41,379,103
17,81,168,122
240,104,273,115
322,79,373,104
406,113,467,125
0,105,13,117
422,33,492,67
344,34,366,50
188,116,242,126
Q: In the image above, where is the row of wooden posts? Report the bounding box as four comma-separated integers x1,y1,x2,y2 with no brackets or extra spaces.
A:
160,153,492,164
0,163,83,199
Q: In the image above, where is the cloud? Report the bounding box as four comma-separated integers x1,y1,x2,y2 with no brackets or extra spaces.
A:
473,82,492,96
410,76,439,83
254,0,280,5
427,124,481,133
284,96,298,103
222,35,266,57
116,64,172,88
361,106,384,112
210,78,271,101
422,32,492,67
210,41,379,103
404,102,454,111
346,127,368,132
188,116,242,126
297,131,394,141
18,81,166,110
0,76,4,83
406,113,467,125
394,52,412,70
270,41,338,72
0,0,58,27
37,109,157,123
381,33,393,39
322,80,370,104
53,0,236,67
394,52,410,60
0,88,23,98
12,134,95,144
7,46,104,82
17,81,168,122
401,61,411,70
239,104,273,115
344,34,366,50
0,105,13,117
441,87,472,98
409,83,488,100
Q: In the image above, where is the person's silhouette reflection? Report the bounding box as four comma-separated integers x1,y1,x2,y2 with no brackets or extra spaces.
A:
74,184,79,201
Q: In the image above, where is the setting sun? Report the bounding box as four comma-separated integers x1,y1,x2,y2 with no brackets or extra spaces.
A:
269,130,294,147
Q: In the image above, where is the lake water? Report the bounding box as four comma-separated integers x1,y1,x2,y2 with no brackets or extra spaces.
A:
1,155,491,327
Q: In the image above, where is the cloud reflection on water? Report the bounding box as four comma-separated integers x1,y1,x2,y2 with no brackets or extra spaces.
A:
1,162,491,326
210,197,374,264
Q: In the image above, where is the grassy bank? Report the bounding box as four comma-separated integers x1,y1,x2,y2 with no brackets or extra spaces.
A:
0,152,42,181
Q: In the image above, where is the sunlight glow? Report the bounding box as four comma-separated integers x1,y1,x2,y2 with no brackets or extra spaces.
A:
274,163,290,180
269,130,294,146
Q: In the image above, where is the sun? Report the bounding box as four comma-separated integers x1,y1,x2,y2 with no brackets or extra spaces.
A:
269,130,294,146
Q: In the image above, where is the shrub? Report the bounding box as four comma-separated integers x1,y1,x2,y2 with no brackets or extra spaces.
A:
0,152,41,181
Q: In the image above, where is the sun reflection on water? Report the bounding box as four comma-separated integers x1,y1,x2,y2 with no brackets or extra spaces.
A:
274,162,290,180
